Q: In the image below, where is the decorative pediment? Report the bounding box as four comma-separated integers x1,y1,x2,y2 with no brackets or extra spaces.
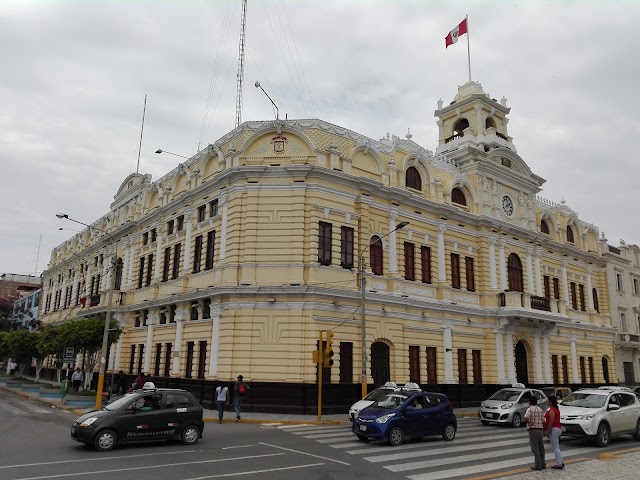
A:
111,173,151,210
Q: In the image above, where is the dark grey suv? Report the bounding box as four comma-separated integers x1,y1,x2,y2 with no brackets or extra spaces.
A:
71,384,204,451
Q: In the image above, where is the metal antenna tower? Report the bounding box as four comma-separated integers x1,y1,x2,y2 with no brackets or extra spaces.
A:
235,0,248,128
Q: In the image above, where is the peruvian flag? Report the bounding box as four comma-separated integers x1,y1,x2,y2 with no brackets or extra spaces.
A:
79,273,87,308
445,18,468,48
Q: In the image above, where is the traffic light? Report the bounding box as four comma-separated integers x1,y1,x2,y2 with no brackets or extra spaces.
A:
312,349,322,364
323,330,334,368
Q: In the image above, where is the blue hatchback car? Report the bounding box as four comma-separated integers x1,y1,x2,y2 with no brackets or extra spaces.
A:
352,388,457,446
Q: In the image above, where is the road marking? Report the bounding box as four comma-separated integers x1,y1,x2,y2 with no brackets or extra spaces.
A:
221,445,254,450
313,433,360,442
290,426,347,435
259,442,350,466
0,403,24,415
182,463,325,479
8,453,286,480
0,450,198,469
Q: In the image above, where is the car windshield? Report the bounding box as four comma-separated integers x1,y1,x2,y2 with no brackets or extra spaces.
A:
364,388,393,402
561,392,607,408
373,394,408,410
542,388,555,397
489,390,521,402
104,393,137,411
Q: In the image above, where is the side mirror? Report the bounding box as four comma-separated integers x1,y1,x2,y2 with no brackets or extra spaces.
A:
608,404,620,411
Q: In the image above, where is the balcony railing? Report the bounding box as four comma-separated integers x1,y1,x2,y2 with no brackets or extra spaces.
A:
496,132,508,140
89,294,100,307
445,133,463,143
530,295,551,312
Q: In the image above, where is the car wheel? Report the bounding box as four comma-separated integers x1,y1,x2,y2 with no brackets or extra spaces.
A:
511,413,522,428
181,425,200,445
94,429,117,452
594,423,610,447
356,434,369,442
442,423,456,441
633,419,640,441
388,426,403,446
481,420,490,425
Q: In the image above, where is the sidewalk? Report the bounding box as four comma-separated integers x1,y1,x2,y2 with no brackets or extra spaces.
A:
0,378,478,424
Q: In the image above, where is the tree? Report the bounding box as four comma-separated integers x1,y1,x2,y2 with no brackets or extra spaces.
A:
36,325,64,382
4,329,39,377
57,317,122,389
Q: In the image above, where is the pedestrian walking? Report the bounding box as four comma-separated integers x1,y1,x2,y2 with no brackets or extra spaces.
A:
133,372,146,390
524,396,546,470
544,395,564,469
71,367,84,392
215,383,230,423
117,370,129,394
233,375,250,422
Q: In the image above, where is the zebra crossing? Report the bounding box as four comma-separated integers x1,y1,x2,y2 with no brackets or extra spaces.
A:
0,395,55,416
265,418,632,479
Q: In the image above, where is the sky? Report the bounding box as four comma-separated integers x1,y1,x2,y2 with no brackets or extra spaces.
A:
1,0,639,277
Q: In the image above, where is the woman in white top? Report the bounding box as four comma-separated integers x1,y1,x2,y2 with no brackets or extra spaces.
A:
215,384,230,423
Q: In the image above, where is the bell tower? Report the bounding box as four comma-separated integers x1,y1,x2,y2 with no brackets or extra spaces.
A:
434,81,515,155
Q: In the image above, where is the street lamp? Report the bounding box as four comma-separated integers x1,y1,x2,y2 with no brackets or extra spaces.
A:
56,212,115,410
359,221,409,399
155,149,189,159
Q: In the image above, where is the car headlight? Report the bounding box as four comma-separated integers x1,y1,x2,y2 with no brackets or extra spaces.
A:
79,417,98,427
501,403,513,409
375,413,396,424
575,414,596,420
480,402,485,408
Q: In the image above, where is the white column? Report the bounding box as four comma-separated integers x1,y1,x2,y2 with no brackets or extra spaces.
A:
154,225,163,279
437,224,447,283
488,237,497,290
586,267,594,310
495,329,506,384
437,120,444,141
388,213,399,274
60,275,67,307
219,196,228,260
101,252,109,291
499,240,507,290
506,329,516,383
475,104,483,134
172,311,187,374
561,261,569,305
543,333,552,383
526,247,535,295
143,314,157,373
534,248,543,296
209,304,221,376
127,244,135,290
182,209,193,273
570,336,579,383
534,332,543,383
443,323,455,383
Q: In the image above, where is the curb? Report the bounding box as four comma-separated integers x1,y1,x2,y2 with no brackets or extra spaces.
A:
204,418,344,425
0,384,78,413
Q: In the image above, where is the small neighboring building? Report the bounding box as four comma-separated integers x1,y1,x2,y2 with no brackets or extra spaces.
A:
12,288,41,328
604,240,640,384
0,273,42,302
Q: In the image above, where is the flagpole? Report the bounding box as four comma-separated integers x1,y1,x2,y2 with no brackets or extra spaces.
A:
466,15,471,81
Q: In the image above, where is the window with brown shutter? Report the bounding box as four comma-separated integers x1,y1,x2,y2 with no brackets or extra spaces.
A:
426,347,437,384
193,235,203,273
154,343,162,377
458,349,468,384
579,356,586,383
552,355,559,384
592,288,599,313
197,205,206,223
507,254,524,292
562,355,569,384
137,343,144,374
421,246,432,283
145,254,153,286
138,257,145,288
409,346,420,383
129,344,136,374
451,253,461,289
472,349,482,384
340,226,354,269
465,257,475,291
570,282,578,309
162,247,171,281
553,277,560,299
163,343,172,377
579,284,586,311
543,276,550,299
404,242,415,281
197,341,207,379
339,342,353,383
185,341,194,378
588,357,595,383
172,243,181,279
370,236,383,275
205,231,215,269
566,225,575,243
406,167,422,190
318,222,332,266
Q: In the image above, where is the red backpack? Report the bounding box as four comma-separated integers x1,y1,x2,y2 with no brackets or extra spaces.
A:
238,383,246,395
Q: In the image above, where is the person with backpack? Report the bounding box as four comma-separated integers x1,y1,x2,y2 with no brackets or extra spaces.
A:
233,375,250,422
215,383,230,423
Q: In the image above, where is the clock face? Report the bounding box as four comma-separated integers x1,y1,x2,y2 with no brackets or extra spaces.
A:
502,195,514,216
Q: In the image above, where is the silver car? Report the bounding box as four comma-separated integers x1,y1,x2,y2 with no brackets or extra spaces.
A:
478,387,548,427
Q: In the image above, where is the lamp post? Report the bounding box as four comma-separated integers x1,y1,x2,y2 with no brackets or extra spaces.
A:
359,221,409,399
155,149,189,159
56,213,116,409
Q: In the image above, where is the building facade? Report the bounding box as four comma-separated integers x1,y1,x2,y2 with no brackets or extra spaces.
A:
41,81,617,410
12,288,41,328
604,241,640,384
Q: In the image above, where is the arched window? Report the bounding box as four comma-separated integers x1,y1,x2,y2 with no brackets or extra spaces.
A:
592,288,599,313
507,253,524,292
114,258,123,290
370,236,383,276
540,220,550,235
451,187,467,206
453,118,469,137
405,167,422,190
567,225,575,243
485,117,496,129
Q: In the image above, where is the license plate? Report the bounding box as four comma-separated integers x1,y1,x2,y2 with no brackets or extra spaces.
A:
359,425,367,432
561,426,566,433
486,413,496,419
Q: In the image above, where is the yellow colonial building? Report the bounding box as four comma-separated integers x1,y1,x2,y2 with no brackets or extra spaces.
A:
41,81,617,411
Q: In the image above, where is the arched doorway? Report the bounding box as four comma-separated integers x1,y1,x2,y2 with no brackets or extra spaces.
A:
371,342,390,388
515,341,529,385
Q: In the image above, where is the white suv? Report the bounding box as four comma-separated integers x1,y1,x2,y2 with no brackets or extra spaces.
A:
559,388,640,447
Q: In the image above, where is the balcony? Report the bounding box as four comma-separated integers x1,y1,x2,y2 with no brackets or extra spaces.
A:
89,294,101,307
499,291,561,314
530,295,551,312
